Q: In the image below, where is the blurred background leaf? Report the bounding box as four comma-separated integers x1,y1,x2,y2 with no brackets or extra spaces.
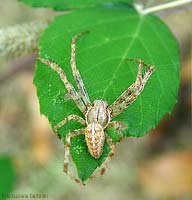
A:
0,156,16,199
18,0,133,10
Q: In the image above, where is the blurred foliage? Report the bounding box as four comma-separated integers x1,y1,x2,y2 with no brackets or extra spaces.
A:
18,0,133,10
0,156,16,199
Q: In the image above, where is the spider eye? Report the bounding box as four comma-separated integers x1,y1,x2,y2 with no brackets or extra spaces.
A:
86,126,92,132
95,124,102,131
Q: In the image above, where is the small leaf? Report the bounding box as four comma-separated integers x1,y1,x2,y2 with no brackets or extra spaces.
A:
18,0,133,10
34,7,180,181
0,156,16,198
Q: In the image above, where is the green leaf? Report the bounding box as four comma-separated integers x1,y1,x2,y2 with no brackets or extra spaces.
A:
18,0,133,10
0,156,16,199
34,7,180,181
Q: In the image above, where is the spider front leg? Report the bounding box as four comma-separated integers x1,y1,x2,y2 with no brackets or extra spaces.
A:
129,58,155,86
70,31,91,106
38,58,87,113
90,134,116,179
109,59,155,117
54,114,86,138
64,128,85,185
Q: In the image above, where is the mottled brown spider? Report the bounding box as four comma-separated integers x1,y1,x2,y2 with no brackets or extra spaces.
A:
38,31,155,185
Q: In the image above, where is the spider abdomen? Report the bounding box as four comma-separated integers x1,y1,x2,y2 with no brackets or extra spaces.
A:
85,122,105,159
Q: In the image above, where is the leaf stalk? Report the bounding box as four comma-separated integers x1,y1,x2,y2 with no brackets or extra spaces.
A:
138,0,192,14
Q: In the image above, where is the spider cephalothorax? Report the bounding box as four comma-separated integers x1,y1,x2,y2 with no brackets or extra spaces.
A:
85,100,111,159
38,31,155,185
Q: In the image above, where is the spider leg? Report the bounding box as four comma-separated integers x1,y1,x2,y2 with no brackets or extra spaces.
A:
128,58,155,86
70,31,91,106
107,121,126,141
64,128,85,185
90,134,116,179
109,59,155,117
54,114,86,138
38,58,87,113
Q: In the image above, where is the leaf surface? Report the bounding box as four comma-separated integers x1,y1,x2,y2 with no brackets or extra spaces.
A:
34,7,180,181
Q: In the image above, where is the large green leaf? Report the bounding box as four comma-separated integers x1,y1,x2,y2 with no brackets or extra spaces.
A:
18,0,133,10
34,7,180,181
0,156,16,199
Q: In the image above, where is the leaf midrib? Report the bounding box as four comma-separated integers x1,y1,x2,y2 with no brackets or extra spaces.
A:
101,16,143,99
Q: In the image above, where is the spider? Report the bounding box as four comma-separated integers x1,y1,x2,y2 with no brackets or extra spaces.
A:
38,31,155,185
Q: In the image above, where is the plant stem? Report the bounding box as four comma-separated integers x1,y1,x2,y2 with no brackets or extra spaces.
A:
141,0,192,14
0,20,48,59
